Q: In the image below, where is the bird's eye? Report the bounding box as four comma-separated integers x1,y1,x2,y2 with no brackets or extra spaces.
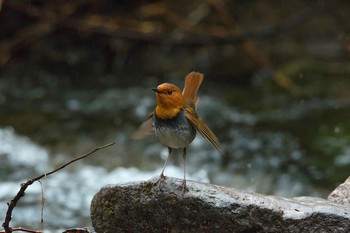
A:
167,89,173,95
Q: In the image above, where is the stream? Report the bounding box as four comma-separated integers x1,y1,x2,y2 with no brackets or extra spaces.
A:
1,73,350,231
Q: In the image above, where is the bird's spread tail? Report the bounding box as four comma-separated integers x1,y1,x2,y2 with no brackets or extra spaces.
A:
182,72,204,108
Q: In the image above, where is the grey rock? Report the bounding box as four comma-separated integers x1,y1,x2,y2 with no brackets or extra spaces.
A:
328,176,350,205
91,177,350,233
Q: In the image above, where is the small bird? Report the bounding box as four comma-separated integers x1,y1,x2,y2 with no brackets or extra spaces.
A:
133,72,225,193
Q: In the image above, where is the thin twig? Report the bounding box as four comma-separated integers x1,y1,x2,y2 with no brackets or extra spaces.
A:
38,178,46,232
1,142,115,233
7,228,42,233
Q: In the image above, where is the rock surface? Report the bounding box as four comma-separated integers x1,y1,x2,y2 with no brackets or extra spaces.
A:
328,176,350,205
91,177,350,233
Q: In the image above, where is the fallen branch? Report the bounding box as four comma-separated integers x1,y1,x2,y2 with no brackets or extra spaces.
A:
4,228,41,233
1,142,115,233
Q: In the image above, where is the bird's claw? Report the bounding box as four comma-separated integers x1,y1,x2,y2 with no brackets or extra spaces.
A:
178,179,188,195
153,173,166,189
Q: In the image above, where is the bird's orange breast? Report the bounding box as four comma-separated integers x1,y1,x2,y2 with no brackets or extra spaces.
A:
155,105,181,120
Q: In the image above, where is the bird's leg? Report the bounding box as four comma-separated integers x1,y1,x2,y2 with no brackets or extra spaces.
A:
180,147,189,194
154,147,172,188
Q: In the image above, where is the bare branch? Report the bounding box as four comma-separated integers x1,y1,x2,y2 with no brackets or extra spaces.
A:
1,142,115,233
0,227,42,233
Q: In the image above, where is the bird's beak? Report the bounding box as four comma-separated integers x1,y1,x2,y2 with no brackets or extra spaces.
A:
152,88,160,93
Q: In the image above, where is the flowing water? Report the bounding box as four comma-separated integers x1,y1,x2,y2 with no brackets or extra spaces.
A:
1,71,350,231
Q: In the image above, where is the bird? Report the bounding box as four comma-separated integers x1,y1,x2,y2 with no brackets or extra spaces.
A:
133,71,225,193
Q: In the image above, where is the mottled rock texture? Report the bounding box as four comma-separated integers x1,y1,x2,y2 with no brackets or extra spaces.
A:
328,176,350,206
91,177,350,233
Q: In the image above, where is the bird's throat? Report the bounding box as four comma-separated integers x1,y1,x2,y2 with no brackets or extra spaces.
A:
155,106,181,120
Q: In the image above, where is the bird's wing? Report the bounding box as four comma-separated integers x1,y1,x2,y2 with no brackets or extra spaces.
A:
185,107,225,156
132,113,154,140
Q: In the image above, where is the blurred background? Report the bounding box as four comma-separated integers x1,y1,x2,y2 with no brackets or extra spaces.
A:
1,0,350,231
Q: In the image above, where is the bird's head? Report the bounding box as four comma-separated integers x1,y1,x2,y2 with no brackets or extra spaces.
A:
153,83,185,119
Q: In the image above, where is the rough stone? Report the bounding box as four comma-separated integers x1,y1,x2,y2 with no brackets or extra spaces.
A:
328,176,350,206
90,177,350,233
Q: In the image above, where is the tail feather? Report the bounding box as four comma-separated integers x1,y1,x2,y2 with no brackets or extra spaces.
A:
182,72,204,108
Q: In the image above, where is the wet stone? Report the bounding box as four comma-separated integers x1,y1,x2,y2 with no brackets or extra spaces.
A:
90,177,350,233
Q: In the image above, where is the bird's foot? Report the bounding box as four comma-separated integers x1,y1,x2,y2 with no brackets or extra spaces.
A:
153,173,166,189
178,179,188,195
